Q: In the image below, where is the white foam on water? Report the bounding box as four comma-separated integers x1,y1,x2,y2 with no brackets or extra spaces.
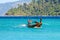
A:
34,27,40,28
21,24,27,27
14,24,27,28
34,26,42,29
17,24,27,28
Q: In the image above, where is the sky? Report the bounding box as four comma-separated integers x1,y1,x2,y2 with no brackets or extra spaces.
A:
0,0,19,3
0,0,31,3
19,0,31,3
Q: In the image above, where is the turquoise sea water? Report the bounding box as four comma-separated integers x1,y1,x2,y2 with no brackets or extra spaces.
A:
0,17,60,40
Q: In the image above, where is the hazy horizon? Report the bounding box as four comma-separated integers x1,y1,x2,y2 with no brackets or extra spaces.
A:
0,0,31,16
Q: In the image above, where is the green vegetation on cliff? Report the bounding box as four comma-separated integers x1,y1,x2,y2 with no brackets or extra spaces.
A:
5,0,60,16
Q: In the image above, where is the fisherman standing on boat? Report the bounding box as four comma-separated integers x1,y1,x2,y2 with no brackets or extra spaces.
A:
28,18,42,28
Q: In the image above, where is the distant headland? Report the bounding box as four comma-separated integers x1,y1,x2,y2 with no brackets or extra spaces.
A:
5,0,60,16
